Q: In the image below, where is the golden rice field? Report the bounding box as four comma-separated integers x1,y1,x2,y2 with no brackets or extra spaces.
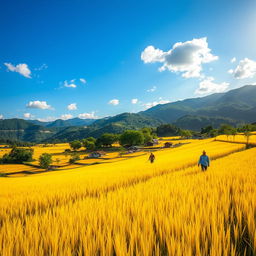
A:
216,133,256,145
1,139,255,255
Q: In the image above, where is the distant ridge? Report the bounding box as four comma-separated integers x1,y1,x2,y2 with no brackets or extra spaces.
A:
1,85,256,142
142,85,256,123
28,117,96,128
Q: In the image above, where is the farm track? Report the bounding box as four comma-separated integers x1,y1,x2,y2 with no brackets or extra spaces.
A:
0,145,246,226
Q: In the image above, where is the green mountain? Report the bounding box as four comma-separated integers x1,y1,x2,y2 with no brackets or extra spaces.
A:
1,85,256,142
91,113,162,129
0,119,57,142
28,118,96,128
143,85,256,123
47,113,163,141
173,115,241,131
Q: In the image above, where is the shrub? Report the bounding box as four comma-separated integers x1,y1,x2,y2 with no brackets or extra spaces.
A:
39,153,53,169
97,133,119,147
86,141,96,151
119,130,144,147
69,140,82,151
1,147,33,164
69,154,80,164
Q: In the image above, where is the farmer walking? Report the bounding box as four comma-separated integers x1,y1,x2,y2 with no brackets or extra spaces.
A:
198,150,210,171
149,153,155,164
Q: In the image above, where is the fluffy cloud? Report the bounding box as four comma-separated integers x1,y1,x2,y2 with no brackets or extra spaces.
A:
131,98,138,104
78,112,97,119
60,114,73,120
147,86,157,92
67,103,77,111
108,99,119,105
141,46,165,63
230,57,236,63
4,63,32,78
195,77,229,95
0,114,3,119
26,101,52,110
23,113,32,119
141,37,218,78
143,98,170,110
80,78,86,84
229,58,256,79
64,80,77,88
38,116,56,122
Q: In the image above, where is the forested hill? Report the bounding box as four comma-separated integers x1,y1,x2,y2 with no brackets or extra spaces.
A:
46,113,163,142
0,119,56,142
1,85,256,142
142,85,256,123
0,113,163,142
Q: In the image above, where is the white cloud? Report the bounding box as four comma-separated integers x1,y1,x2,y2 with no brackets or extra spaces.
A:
67,103,77,111
4,63,32,78
141,37,218,78
147,86,157,92
143,98,170,110
34,64,48,71
0,114,3,119
23,113,32,119
60,114,73,120
229,58,256,79
80,78,86,84
108,99,119,105
141,46,165,63
26,101,52,110
78,112,97,119
230,57,236,63
64,80,77,88
195,77,229,95
38,116,56,122
61,78,86,88
131,98,138,104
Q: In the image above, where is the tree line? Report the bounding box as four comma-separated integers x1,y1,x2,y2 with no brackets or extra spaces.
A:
1,123,255,170
68,128,157,151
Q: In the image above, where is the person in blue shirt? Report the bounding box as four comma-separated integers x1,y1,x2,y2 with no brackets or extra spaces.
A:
198,150,210,171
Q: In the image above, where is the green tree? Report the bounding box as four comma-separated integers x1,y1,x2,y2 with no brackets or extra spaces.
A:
141,128,153,144
98,133,118,147
201,126,213,135
69,140,82,151
1,147,34,163
86,141,96,151
69,154,80,164
238,124,256,133
119,130,144,147
209,129,219,139
156,124,180,137
81,139,89,148
219,124,235,141
143,132,153,144
180,129,192,139
86,137,97,143
244,130,252,147
231,129,237,141
39,153,52,169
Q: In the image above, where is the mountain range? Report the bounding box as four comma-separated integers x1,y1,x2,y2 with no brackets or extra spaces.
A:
143,85,256,123
1,85,256,142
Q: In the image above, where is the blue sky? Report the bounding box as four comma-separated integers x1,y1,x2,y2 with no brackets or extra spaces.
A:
1,0,256,121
